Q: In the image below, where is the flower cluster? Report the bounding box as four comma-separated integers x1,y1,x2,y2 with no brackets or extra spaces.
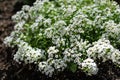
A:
4,0,120,77
14,41,45,64
81,58,98,75
87,38,120,64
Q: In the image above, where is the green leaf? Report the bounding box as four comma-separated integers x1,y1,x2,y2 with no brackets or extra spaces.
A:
69,62,77,73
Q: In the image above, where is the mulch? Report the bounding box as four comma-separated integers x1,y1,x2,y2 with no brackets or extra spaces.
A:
0,0,120,80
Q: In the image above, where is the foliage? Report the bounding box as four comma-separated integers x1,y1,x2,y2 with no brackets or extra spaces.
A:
4,0,120,77
20,0,35,5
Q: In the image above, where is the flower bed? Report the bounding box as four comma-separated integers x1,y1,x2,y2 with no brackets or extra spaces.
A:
4,0,120,77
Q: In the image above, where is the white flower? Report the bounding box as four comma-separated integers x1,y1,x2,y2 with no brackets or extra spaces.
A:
44,27,54,38
38,61,54,77
43,18,51,26
14,41,44,64
87,38,114,62
103,20,120,38
111,49,120,65
51,59,67,71
14,21,25,31
4,36,13,47
35,15,44,23
81,58,98,75
22,5,30,11
30,22,39,31
47,46,59,58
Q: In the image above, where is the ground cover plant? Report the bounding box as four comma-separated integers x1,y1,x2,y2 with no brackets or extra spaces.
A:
4,0,120,78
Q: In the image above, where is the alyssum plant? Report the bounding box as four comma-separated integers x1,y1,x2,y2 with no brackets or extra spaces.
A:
4,0,120,77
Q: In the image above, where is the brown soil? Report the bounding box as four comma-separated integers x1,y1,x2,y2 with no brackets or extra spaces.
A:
0,0,120,80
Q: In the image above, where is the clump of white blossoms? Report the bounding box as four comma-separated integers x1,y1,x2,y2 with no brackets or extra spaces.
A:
4,0,120,77
81,58,98,75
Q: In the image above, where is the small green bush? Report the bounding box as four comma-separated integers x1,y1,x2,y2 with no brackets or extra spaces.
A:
4,0,120,77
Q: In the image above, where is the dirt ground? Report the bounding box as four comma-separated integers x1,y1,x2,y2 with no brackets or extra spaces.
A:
0,0,120,80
